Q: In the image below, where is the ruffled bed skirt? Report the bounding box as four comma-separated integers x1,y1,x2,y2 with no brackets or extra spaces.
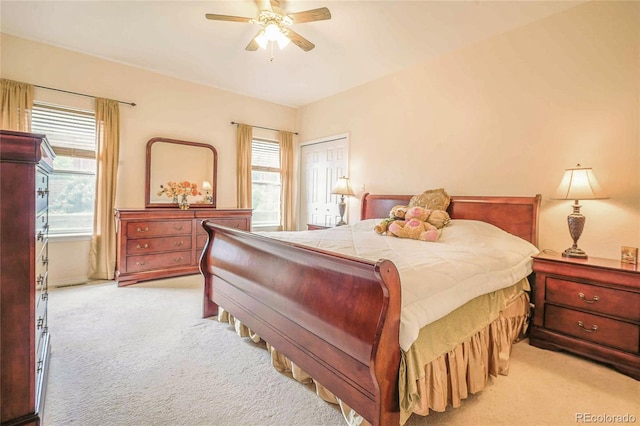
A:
217,290,530,426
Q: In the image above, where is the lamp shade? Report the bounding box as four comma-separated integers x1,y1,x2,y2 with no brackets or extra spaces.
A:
553,164,608,200
331,176,355,196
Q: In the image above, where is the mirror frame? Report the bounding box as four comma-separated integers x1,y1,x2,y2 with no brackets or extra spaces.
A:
145,137,218,208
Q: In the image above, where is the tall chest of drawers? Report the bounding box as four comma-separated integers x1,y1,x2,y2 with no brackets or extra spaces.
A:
115,208,252,286
1,130,54,426
530,252,639,380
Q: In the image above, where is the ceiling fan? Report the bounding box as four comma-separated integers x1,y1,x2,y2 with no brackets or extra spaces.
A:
205,0,331,52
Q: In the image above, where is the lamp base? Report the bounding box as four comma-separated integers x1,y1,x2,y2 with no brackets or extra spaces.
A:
562,246,588,259
563,202,588,259
337,197,347,227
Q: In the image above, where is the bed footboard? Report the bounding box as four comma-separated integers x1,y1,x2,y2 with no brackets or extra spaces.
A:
200,222,402,426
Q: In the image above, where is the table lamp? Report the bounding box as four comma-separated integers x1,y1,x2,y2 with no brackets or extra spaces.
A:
331,176,355,226
202,181,213,204
553,164,608,258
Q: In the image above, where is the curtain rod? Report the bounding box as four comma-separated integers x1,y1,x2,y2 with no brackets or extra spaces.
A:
35,84,136,107
231,121,298,135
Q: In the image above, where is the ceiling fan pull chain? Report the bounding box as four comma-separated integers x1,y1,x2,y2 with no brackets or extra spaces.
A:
270,41,275,62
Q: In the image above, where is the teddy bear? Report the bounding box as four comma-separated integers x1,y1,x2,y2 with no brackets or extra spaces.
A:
388,218,439,241
387,206,440,241
373,204,408,234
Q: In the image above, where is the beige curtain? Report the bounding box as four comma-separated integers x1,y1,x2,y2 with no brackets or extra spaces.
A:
279,130,295,231
1,78,34,131
236,123,253,209
88,98,120,280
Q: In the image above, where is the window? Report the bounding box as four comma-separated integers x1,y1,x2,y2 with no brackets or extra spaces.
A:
31,103,97,235
251,139,281,229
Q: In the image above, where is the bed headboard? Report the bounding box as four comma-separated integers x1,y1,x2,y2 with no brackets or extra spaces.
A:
360,193,541,247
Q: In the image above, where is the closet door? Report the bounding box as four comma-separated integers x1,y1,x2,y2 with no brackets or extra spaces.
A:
299,135,349,229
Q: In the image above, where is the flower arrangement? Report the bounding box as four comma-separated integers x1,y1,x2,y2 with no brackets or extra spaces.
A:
157,181,202,202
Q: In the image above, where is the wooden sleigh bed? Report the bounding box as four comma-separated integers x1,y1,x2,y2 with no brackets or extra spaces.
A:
200,193,541,425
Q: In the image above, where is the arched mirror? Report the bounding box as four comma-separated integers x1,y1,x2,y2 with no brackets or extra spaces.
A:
145,137,217,208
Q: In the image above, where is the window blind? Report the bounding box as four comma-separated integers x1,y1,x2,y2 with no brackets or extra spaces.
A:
252,140,280,170
32,103,96,158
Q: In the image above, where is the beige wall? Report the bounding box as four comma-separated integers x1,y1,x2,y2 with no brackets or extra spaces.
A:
1,33,297,285
297,1,639,260
2,0,638,284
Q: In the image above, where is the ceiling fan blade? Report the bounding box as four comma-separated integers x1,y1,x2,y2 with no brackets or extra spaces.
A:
286,28,315,52
288,7,331,24
245,31,262,51
255,0,273,12
205,13,252,23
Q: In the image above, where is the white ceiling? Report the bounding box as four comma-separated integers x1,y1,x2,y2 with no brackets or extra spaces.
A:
1,0,582,107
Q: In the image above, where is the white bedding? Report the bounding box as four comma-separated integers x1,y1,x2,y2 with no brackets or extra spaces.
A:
259,219,539,351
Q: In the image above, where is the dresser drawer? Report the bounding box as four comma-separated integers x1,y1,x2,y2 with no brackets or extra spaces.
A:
36,270,48,294
545,305,639,353
35,322,49,375
36,242,49,278
35,210,48,241
546,277,640,321
197,234,208,250
196,218,248,234
126,251,192,273
35,170,49,215
126,220,191,238
126,236,192,255
36,288,48,311
35,300,47,347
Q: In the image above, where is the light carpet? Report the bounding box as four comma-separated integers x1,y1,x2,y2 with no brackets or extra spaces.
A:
45,276,639,426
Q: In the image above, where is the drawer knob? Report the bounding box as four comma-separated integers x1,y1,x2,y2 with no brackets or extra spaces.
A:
174,225,184,231
174,256,184,262
174,241,184,246
136,243,149,249
136,261,147,266
577,321,598,333
578,292,599,304
136,227,150,233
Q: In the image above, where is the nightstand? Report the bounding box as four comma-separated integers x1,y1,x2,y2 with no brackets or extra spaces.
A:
529,252,639,380
307,224,331,230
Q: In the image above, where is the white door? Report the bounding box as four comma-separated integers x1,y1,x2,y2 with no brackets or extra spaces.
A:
299,135,349,229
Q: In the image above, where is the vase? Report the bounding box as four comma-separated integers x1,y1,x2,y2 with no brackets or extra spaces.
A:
172,194,179,204
179,194,189,210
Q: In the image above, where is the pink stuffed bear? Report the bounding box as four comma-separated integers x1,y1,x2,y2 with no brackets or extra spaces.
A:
387,206,440,242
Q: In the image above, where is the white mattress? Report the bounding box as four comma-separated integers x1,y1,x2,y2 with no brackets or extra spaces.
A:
260,219,539,351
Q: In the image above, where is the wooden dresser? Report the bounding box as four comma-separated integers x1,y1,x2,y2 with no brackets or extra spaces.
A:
530,252,639,380
115,208,251,286
1,130,54,426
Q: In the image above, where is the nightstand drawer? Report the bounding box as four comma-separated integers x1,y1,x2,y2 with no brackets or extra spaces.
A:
546,277,640,321
545,305,639,353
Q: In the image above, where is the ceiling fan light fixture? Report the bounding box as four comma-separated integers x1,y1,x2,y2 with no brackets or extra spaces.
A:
276,33,290,49
255,30,269,49
264,23,281,40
